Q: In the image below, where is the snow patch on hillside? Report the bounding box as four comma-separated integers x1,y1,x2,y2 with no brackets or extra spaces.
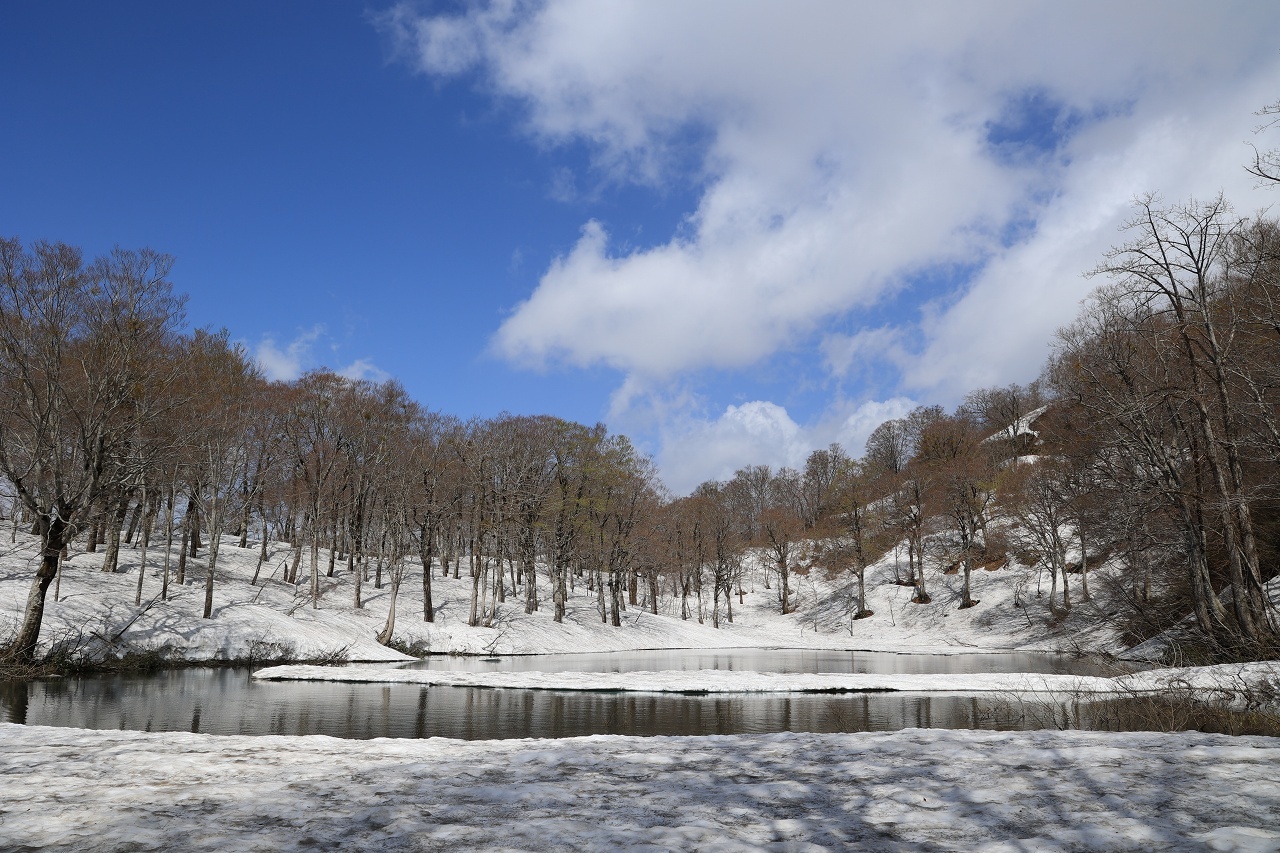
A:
0,528,1129,663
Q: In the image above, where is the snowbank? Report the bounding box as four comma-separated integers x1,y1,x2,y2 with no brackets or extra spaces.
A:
2,723,1277,852
252,660,1280,698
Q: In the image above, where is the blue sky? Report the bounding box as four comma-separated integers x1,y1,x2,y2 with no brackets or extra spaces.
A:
3,2,1278,493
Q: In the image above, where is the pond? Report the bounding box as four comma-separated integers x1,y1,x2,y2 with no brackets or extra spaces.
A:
401,647,1124,676
0,649,1136,740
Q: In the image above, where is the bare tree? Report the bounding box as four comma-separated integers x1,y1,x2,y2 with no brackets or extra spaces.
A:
0,240,185,662
760,469,803,614
999,458,1071,611
1086,195,1276,652
182,330,260,619
833,457,879,621
867,406,943,601
916,413,994,609
1246,98,1280,186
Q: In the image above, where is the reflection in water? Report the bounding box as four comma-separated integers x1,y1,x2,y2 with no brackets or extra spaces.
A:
0,650,1140,741
0,679,28,725
2,667,1103,740
404,648,1127,677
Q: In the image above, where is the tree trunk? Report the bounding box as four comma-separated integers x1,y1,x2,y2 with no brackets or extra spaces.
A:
101,496,130,573
203,505,222,620
189,502,201,557
252,516,268,586
86,514,101,553
258,497,269,563
238,494,252,548
522,529,537,616
959,555,977,609
54,546,66,604
176,500,192,586
610,570,622,627
327,528,337,578
123,497,143,545
469,550,482,627
596,564,607,625
134,488,153,606
477,557,493,628
353,553,363,610
162,490,175,601
377,561,401,646
910,535,929,604
310,529,320,608
1077,523,1091,603
3,516,68,664
778,554,790,615
419,521,434,622
1060,550,1071,611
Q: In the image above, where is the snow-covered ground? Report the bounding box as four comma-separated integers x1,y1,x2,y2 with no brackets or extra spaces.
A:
252,660,1280,698
0,528,1129,663
2,723,1278,852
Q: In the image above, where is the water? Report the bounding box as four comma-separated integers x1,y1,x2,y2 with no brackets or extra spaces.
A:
0,650,1132,740
403,648,1123,676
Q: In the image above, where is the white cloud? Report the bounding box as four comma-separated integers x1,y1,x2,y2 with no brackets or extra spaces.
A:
338,358,392,384
381,1,1280,488
657,401,809,494
656,396,917,495
386,0,1280,391
822,327,910,382
904,76,1280,396
251,327,390,386
828,397,919,456
253,325,326,382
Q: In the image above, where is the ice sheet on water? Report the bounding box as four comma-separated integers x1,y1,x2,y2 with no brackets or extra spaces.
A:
252,660,1280,698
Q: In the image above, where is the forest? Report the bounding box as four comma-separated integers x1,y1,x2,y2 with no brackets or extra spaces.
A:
1,191,1279,668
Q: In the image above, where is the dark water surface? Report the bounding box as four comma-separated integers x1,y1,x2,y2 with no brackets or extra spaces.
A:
402,648,1125,676
1,649,1133,740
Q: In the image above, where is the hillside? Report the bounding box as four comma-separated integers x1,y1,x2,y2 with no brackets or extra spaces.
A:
0,528,1129,666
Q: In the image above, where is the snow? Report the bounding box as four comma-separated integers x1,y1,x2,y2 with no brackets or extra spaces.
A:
1,723,1278,852
252,661,1280,700
0,527,1135,664
254,663,1119,694
1121,575,1280,663
986,404,1049,443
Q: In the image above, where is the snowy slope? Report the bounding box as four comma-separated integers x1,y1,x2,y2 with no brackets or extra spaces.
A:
0,528,1135,663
